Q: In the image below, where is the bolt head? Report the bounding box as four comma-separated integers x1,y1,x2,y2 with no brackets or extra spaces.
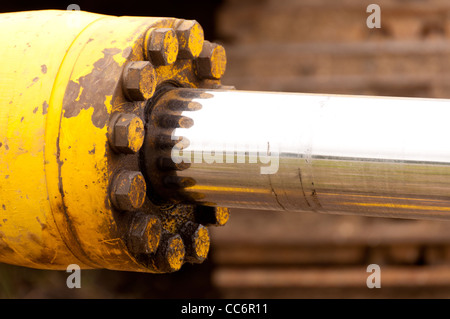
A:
146,28,179,66
128,213,162,254
213,207,230,226
175,20,204,59
111,113,145,154
156,234,185,272
195,41,227,80
180,222,210,264
122,61,156,101
111,171,147,212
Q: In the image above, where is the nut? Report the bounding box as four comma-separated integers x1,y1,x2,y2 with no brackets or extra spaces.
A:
155,233,185,272
109,113,145,154
195,41,227,80
146,28,179,66
127,213,162,254
110,171,147,212
180,221,210,264
175,20,204,59
122,61,156,101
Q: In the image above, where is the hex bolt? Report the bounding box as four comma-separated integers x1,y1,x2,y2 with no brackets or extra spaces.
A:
110,171,147,212
108,113,145,154
127,212,162,254
146,28,179,66
122,61,156,101
194,206,230,226
195,41,227,80
155,232,185,272
179,221,210,264
175,20,204,59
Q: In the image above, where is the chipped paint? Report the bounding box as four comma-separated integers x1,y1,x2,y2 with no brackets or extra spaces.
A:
63,48,122,129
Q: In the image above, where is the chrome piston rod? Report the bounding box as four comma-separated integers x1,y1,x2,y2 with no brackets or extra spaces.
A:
145,88,450,220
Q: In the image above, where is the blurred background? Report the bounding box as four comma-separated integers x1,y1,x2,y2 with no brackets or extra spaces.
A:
3,0,450,298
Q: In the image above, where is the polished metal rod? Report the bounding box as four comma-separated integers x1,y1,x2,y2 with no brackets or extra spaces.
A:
148,88,450,220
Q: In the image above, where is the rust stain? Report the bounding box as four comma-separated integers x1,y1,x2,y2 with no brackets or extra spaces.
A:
62,48,122,128
27,76,39,88
41,64,47,74
42,101,49,115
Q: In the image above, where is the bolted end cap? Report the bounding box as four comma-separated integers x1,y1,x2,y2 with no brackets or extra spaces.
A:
122,61,156,101
146,28,179,66
110,171,147,212
175,20,204,59
109,113,145,154
195,41,227,80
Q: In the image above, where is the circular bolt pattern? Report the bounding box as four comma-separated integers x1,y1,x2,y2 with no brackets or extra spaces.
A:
180,221,210,264
127,213,162,254
195,41,227,80
156,233,185,272
146,28,179,66
110,113,145,154
175,20,204,59
111,171,147,212
122,61,156,101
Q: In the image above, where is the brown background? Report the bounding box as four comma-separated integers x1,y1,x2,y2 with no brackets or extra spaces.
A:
2,0,450,298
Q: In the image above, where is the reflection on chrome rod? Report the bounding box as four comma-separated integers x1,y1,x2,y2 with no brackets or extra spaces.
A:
146,88,450,220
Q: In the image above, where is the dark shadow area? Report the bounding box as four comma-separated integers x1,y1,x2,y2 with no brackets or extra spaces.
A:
0,0,223,40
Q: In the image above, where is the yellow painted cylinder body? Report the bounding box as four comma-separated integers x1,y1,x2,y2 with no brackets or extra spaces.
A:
0,10,226,272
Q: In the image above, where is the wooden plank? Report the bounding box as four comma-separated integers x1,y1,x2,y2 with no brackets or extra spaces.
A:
213,265,450,288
